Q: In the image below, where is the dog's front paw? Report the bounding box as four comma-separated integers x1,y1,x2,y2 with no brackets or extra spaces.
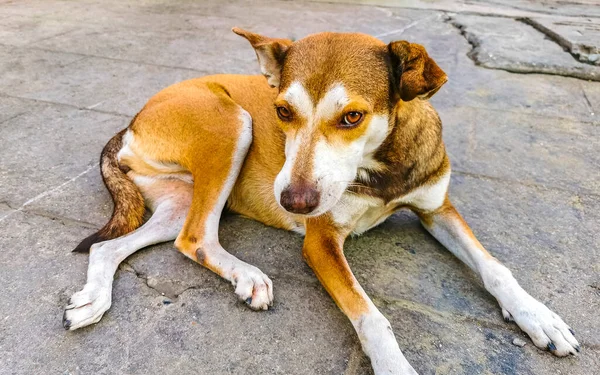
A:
63,284,111,331
501,294,580,356
231,265,273,311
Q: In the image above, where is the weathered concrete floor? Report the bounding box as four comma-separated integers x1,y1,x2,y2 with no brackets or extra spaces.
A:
0,1,599,374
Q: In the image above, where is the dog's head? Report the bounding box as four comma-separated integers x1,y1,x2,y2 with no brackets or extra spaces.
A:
234,28,447,217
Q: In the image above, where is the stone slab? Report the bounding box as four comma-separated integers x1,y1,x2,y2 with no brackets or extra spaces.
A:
525,17,600,65
304,0,600,18
29,2,435,73
384,12,599,123
349,173,600,344
0,46,202,116
0,14,78,47
440,106,600,195
1,0,599,374
0,97,127,208
450,15,600,81
0,212,355,375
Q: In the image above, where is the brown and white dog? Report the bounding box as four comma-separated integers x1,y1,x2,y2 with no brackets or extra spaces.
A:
64,28,580,374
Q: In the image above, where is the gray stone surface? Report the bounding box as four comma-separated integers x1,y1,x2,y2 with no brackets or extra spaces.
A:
0,0,599,375
524,17,600,65
306,0,600,18
450,15,600,81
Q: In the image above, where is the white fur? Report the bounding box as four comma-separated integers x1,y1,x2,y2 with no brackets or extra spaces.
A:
330,192,378,229
64,180,192,330
423,201,580,356
352,310,418,375
116,129,135,161
276,82,390,216
330,170,450,234
394,170,450,212
284,81,313,119
203,109,252,246
273,128,304,206
315,83,350,122
361,114,390,160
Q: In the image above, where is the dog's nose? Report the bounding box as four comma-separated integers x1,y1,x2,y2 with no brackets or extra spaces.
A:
280,184,320,214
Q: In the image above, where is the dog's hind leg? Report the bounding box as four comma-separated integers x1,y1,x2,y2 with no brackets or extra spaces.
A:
63,178,192,331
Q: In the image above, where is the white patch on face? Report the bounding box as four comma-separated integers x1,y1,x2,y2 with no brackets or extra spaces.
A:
273,128,304,207
315,83,350,122
360,114,389,167
310,137,364,216
284,81,313,119
310,113,389,216
275,82,390,216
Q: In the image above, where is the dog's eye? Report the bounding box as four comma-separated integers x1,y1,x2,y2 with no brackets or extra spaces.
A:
341,112,363,127
276,106,292,120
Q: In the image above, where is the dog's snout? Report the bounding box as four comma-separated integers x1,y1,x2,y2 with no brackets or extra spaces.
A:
280,184,320,214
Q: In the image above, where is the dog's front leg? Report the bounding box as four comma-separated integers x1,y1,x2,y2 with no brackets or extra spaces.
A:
415,196,580,356
304,216,418,375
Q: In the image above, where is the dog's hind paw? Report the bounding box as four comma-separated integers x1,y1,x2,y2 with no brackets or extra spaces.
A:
63,284,111,331
231,265,273,311
501,296,580,356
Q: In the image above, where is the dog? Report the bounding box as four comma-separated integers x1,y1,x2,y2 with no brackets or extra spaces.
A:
63,28,580,374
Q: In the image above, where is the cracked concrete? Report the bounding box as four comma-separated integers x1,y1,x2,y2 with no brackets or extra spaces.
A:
523,17,600,66
0,0,599,374
449,15,600,81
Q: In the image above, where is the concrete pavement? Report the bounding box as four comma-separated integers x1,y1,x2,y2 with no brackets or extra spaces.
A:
0,0,598,374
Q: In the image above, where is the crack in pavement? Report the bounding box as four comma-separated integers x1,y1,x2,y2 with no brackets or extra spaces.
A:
0,163,98,224
446,14,600,81
520,17,600,67
21,209,100,229
120,260,207,300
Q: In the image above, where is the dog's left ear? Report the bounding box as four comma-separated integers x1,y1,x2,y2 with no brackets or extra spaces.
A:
232,27,293,88
388,41,447,102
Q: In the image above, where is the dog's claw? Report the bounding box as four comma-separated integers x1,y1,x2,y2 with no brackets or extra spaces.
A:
569,328,575,336
547,342,557,351
62,311,71,330
501,308,514,322
245,297,252,305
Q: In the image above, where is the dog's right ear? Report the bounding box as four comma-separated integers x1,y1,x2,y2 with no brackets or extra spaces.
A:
233,27,293,88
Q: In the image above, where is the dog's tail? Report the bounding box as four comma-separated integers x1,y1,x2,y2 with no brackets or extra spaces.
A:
72,127,146,253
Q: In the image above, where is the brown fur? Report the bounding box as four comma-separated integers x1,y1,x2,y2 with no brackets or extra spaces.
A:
303,215,370,320
417,196,494,259
349,100,450,203
70,30,579,365
73,127,145,253
80,29,451,320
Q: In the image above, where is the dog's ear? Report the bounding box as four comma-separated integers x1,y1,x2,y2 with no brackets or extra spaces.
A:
232,27,293,88
388,41,447,102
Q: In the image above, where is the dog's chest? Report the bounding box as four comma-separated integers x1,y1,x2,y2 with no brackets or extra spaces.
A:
329,193,399,235
327,172,451,235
